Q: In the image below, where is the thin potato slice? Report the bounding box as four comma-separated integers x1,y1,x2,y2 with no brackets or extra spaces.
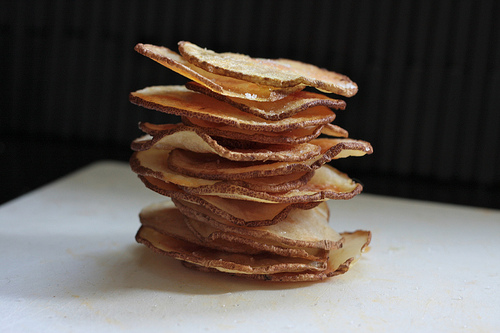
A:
178,41,358,97
139,201,330,260
321,123,349,138
182,230,371,282
135,43,304,101
139,202,280,255
186,81,345,120
180,118,326,144
179,164,362,203
181,118,348,144
136,226,328,275
130,148,315,193
132,147,361,203
173,199,342,250
131,124,321,162
129,86,336,133
138,175,320,227
184,216,329,261
167,138,373,180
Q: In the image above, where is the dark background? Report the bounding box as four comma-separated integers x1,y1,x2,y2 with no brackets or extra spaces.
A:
2,0,499,209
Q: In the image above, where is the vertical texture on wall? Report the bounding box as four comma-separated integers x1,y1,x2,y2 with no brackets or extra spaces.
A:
2,0,499,189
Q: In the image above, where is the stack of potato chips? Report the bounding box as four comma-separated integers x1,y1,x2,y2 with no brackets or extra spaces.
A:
129,42,372,282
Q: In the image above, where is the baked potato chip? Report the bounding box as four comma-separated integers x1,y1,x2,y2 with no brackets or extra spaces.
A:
178,41,358,97
180,118,326,144
129,86,336,132
184,216,329,261
135,43,304,101
131,124,321,162
178,164,362,203
138,175,319,227
186,81,345,120
139,201,331,260
130,148,315,193
182,230,371,282
181,118,348,144
167,138,372,180
136,226,328,275
173,199,342,250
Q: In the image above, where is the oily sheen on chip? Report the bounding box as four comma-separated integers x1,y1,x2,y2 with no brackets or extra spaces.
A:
129,41,372,282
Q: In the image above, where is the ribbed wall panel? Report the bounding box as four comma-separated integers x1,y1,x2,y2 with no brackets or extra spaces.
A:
2,0,499,188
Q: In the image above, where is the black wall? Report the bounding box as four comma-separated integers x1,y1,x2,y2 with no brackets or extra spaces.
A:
2,0,499,208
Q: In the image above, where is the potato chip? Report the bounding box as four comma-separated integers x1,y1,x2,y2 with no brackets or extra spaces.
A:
140,201,331,260
138,175,320,227
173,199,342,250
135,43,304,101
139,202,277,255
129,86,336,132
182,230,371,282
133,148,362,203
167,138,372,180
178,164,362,203
180,118,327,144
321,123,349,138
130,148,315,193
136,226,329,275
131,124,321,162
178,41,358,97
184,216,329,261
185,81,345,120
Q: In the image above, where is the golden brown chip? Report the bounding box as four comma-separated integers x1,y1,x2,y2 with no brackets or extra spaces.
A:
275,58,359,97
134,43,304,101
185,81,346,120
136,226,329,275
130,148,315,193
180,118,330,144
178,41,358,97
131,124,321,162
129,86,336,133
167,138,372,180
137,175,320,227
321,123,349,138
182,230,371,282
173,199,342,250
178,164,362,203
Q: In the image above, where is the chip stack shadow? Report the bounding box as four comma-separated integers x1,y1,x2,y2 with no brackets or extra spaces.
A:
129,41,373,282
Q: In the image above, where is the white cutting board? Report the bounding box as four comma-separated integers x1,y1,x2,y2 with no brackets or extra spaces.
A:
1,161,499,332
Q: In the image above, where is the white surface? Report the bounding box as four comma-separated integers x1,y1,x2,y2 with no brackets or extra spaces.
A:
1,161,499,332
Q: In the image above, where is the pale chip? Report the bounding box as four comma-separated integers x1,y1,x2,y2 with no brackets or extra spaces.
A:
137,226,329,275
140,201,330,260
173,199,342,250
131,123,322,162
182,230,371,282
184,216,329,261
130,148,315,193
137,175,320,227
